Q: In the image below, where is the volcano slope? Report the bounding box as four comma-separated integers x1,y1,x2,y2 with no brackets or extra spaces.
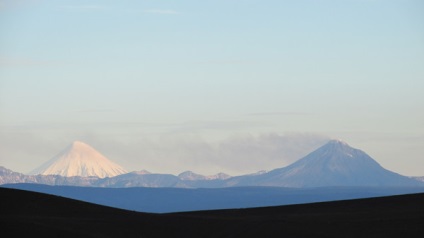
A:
1,187,423,238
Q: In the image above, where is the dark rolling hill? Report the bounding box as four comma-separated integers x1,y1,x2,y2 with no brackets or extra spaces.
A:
1,187,424,238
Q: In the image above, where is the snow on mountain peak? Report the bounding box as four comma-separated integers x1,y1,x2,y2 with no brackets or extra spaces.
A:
29,141,128,178
320,139,360,158
70,140,89,148
178,171,232,180
327,139,349,147
178,171,207,180
131,170,151,175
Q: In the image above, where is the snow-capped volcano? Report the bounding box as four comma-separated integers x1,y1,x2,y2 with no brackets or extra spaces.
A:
29,141,127,178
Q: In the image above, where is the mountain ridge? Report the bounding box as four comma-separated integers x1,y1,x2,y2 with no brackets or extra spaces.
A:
2,140,423,188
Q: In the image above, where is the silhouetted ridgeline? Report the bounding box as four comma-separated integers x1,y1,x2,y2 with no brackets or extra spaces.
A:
1,187,424,238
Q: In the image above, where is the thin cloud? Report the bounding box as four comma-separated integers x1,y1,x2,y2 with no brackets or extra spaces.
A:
248,112,313,116
94,132,330,176
0,57,59,67
198,60,258,65
0,57,38,66
0,0,39,10
58,6,180,15
75,109,116,113
165,120,271,134
0,125,330,176
143,9,180,15
60,5,106,12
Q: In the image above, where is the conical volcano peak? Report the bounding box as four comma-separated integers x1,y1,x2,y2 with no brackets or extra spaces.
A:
293,139,371,168
322,139,356,153
327,139,350,147
30,141,128,178
237,139,422,187
71,140,88,147
67,141,93,151
60,141,105,162
65,141,91,150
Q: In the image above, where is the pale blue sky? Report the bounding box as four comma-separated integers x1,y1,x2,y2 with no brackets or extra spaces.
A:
0,0,423,176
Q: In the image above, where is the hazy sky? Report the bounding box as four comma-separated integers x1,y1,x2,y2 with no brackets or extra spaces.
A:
1,0,423,176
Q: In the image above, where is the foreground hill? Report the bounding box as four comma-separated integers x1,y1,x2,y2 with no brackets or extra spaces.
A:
1,187,423,238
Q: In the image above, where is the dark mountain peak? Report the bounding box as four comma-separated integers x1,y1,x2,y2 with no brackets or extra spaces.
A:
312,139,362,160
248,139,423,187
178,171,206,181
131,170,151,175
179,170,196,176
327,139,349,146
0,166,11,172
0,166,20,176
323,139,354,151
289,139,374,171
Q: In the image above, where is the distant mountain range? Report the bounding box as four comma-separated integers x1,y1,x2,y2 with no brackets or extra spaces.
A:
3,183,424,213
1,140,423,188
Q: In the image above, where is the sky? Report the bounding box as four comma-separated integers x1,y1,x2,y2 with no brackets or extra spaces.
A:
0,0,423,176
